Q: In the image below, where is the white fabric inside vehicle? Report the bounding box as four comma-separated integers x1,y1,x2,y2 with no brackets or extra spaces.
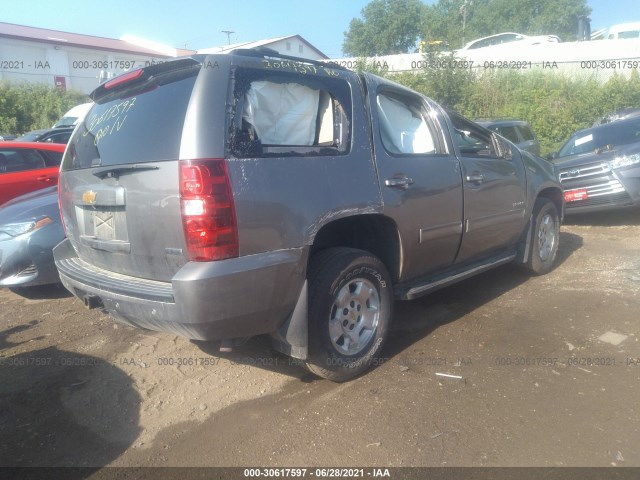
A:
316,91,335,145
243,81,321,145
377,95,435,154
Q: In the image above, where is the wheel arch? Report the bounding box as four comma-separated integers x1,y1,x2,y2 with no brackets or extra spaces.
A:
270,214,400,362
536,186,564,223
515,187,563,265
309,213,402,283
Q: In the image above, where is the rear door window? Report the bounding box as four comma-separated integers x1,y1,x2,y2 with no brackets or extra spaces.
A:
494,125,520,143
40,150,64,167
0,149,45,173
230,69,352,158
450,113,501,158
376,93,439,155
518,125,535,141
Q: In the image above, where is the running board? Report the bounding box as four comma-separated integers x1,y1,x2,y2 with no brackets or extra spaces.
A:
394,251,517,300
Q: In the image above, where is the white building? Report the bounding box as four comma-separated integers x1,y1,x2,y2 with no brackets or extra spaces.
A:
0,23,328,95
197,35,328,60
0,22,194,94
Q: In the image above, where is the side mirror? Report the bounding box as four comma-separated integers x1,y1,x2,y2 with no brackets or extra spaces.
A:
546,152,558,161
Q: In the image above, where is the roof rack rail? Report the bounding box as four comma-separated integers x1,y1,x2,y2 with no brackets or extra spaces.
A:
231,47,349,71
474,118,525,122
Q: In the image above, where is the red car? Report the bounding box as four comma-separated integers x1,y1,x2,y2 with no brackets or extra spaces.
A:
0,142,65,207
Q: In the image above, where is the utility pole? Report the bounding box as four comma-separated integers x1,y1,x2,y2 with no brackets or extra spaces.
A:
460,0,473,47
221,30,234,45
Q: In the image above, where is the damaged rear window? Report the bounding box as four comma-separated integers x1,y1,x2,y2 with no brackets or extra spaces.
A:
229,69,352,158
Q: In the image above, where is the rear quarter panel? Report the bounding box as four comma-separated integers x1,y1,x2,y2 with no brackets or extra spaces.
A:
192,58,384,256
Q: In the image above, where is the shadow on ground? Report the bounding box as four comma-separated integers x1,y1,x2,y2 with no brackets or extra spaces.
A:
0,338,141,474
191,230,584,381
8,283,72,300
564,208,640,226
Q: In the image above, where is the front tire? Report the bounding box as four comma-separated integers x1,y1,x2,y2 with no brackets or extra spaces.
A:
305,248,392,382
525,198,560,275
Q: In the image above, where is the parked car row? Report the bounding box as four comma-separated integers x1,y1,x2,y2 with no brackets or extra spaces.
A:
0,104,92,286
0,142,66,288
478,114,640,214
0,142,65,206
1,102,92,145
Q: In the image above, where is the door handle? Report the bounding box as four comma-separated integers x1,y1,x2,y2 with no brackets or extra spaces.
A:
385,176,414,189
36,175,52,182
465,173,484,184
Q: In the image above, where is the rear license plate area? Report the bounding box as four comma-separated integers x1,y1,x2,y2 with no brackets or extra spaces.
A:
77,206,129,243
93,210,116,241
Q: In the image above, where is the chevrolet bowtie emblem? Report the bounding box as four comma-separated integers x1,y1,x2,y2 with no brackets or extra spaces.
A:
82,190,97,204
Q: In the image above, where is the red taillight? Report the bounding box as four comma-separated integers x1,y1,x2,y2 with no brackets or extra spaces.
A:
179,159,238,261
104,68,144,90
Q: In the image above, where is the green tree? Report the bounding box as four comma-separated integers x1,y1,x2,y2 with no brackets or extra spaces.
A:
394,47,475,109
422,0,468,47
0,81,87,135
423,0,591,48
343,0,429,56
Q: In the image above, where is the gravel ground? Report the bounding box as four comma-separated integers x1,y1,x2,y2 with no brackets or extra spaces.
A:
1,209,639,472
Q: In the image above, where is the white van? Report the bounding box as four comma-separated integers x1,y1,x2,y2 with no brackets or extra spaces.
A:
53,102,93,128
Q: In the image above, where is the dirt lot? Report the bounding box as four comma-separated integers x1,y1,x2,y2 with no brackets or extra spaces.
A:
1,210,639,472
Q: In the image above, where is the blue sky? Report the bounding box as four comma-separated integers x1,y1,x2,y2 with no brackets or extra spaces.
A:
2,0,638,57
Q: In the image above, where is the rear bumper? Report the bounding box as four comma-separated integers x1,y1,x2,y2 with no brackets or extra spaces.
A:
53,239,308,340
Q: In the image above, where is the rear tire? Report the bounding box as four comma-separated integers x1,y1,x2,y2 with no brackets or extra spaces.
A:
305,248,392,382
525,198,560,275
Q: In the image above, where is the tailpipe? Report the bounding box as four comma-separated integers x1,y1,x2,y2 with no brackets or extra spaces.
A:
219,338,249,353
83,294,103,310
219,339,234,353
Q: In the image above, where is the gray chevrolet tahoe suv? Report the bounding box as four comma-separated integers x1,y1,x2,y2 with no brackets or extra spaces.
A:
54,49,564,381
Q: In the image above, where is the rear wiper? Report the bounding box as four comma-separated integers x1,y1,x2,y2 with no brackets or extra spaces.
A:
92,165,160,179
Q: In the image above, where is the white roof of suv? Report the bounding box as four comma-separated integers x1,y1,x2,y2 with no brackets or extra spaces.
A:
52,102,93,128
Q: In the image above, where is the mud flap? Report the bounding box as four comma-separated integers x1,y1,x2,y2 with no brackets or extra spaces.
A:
515,214,534,264
270,280,308,359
